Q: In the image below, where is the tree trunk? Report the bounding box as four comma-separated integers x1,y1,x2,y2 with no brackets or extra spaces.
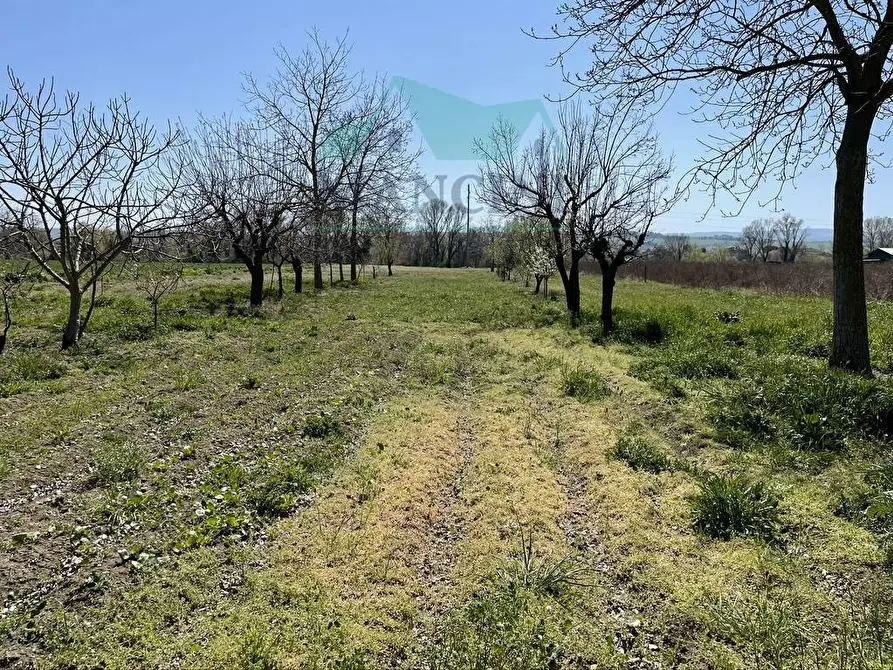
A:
601,266,617,334
62,287,83,349
276,264,283,299
329,263,334,287
339,263,344,283
248,254,265,307
295,264,303,293
0,334,6,355
350,208,358,282
535,276,543,295
388,263,393,276
831,110,873,374
313,261,323,292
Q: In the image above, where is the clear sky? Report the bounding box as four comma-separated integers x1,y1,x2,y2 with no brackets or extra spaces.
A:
2,0,889,234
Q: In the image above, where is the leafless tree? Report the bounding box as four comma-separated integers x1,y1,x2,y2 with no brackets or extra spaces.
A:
774,213,807,263
661,234,692,263
0,261,33,355
478,100,671,323
419,198,454,266
864,216,893,252
742,219,777,263
135,261,183,329
247,31,358,293
181,116,295,306
0,70,182,348
444,203,467,268
739,223,761,262
546,1,893,371
335,77,419,281
372,201,407,276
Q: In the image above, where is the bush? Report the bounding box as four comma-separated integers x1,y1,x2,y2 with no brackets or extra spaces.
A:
560,364,611,402
608,435,673,474
690,474,781,541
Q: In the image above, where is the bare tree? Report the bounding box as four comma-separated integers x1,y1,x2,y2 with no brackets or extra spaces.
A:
247,32,358,293
478,100,671,323
742,219,777,263
181,116,294,306
419,198,451,266
0,262,33,355
335,78,419,281
0,70,181,348
135,261,183,329
774,213,807,263
739,223,761,262
444,204,467,268
547,2,893,371
864,216,893,252
661,234,692,263
372,201,407,276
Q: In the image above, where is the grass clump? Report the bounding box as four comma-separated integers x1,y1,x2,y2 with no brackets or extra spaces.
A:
608,435,673,474
238,629,280,670
710,367,893,452
837,460,893,564
560,363,611,402
92,441,146,485
690,474,782,541
301,413,343,439
429,592,563,670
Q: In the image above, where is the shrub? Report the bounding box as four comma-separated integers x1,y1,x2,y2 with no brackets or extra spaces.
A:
690,474,781,541
560,364,611,402
608,435,673,473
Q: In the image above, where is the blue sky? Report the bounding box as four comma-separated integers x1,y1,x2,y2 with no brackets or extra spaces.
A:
2,0,886,234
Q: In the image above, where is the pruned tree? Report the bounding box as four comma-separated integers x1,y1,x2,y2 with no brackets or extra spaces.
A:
579,105,673,333
864,216,893,252
247,31,358,293
0,70,182,348
742,219,776,263
478,100,671,323
547,1,893,372
181,116,294,306
774,213,807,263
661,234,692,263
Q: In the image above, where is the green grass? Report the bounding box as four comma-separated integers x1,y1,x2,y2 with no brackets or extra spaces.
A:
2,264,893,669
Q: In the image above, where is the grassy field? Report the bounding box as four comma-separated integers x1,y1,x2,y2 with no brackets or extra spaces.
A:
1,265,892,669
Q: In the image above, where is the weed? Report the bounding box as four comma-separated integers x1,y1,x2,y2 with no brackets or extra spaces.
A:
499,525,589,598
560,363,611,402
91,442,146,486
238,629,280,670
690,474,782,541
429,592,564,670
608,435,673,474
302,413,342,439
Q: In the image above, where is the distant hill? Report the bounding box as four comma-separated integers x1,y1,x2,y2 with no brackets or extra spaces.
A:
654,228,834,248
